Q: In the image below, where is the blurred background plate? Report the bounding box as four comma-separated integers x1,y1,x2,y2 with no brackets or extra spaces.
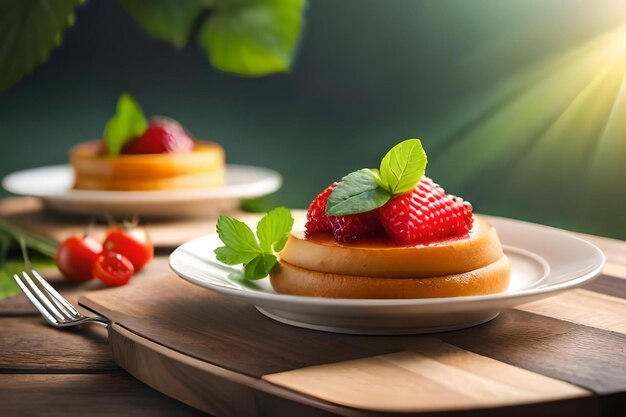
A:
2,164,282,218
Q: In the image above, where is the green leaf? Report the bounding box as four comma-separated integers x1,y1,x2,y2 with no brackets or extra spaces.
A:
103,93,148,155
256,207,294,253
214,245,258,265
119,0,204,47
0,0,83,93
199,0,306,76
379,138,427,195
0,219,57,257
243,253,277,280
326,169,391,216
215,215,261,253
214,209,294,280
0,257,57,300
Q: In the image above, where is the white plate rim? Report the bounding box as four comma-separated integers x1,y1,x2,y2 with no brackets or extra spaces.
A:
169,217,605,308
2,164,283,202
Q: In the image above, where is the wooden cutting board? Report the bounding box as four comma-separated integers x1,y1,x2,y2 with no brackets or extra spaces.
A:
0,197,253,248
79,271,626,417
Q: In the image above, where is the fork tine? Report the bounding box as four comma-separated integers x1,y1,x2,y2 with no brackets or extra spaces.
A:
13,274,60,326
21,272,66,322
31,270,81,318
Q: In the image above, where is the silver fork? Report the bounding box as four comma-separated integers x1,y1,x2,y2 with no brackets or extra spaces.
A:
13,269,110,328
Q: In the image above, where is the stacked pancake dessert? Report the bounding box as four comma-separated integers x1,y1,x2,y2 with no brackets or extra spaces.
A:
71,94,224,191
270,139,511,298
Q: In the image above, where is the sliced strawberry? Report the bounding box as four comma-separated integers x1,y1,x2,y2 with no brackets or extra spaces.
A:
379,177,473,244
305,183,384,242
122,117,194,154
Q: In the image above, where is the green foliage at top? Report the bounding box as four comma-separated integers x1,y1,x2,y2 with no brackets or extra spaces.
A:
0,0,307,93
0,0,84,92
200,0,306,76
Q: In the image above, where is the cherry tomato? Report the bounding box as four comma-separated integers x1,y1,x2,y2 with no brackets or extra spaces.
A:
102,227,153,272
56,235,102,282
93,252,135,287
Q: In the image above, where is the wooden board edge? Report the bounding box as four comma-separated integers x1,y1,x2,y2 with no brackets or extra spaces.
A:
108,323,370,417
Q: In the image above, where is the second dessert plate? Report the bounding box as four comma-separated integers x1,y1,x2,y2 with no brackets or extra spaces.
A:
169,216,605,335
2,164,282,218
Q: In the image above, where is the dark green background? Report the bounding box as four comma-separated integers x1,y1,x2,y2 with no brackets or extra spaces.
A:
1,0,626,238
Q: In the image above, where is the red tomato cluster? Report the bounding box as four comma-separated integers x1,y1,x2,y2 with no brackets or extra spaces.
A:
55,227,153,287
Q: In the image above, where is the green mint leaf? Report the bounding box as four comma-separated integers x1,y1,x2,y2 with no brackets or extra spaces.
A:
243,254,277,280
103,93,148,155
214,209,294,280
215,246,259,265
216,215,261,254
326,169,391,216
257,207,294,253
119,0,204,48
199,0,306,76
379,138,427,195
0,0,83,93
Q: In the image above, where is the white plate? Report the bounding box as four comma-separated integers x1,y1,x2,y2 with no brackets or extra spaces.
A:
2,164,282,217
169,216,605,335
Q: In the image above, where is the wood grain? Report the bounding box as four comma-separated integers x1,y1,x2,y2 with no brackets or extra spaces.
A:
0,374,205,417
81,275,405,378
263,339,589,413
3,204,626,416
518,289,626,334
603,262,626,280
79,273,626,416
109,323,360,417
110,323,601,417
584,274,626,299
0,256,171,315
437,310,626,396
0,317,117,371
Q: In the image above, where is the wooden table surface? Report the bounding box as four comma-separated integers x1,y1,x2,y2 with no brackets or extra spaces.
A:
2,205,626,416
0,255,206,417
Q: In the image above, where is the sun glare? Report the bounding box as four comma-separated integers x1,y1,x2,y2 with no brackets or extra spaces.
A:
429,20,626,234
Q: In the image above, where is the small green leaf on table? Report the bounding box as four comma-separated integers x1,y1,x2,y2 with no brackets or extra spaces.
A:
0,219,58,300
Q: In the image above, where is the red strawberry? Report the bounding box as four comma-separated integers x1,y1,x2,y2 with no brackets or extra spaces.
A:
305,183,336,234
329,210,383,243
305,183,383,242
379,177,473,244
122,117,194,154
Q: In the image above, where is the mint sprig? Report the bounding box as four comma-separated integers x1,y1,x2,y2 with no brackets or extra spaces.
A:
326,139,428,216
326,169,391,216
215,207,294,280
103,93,148,155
